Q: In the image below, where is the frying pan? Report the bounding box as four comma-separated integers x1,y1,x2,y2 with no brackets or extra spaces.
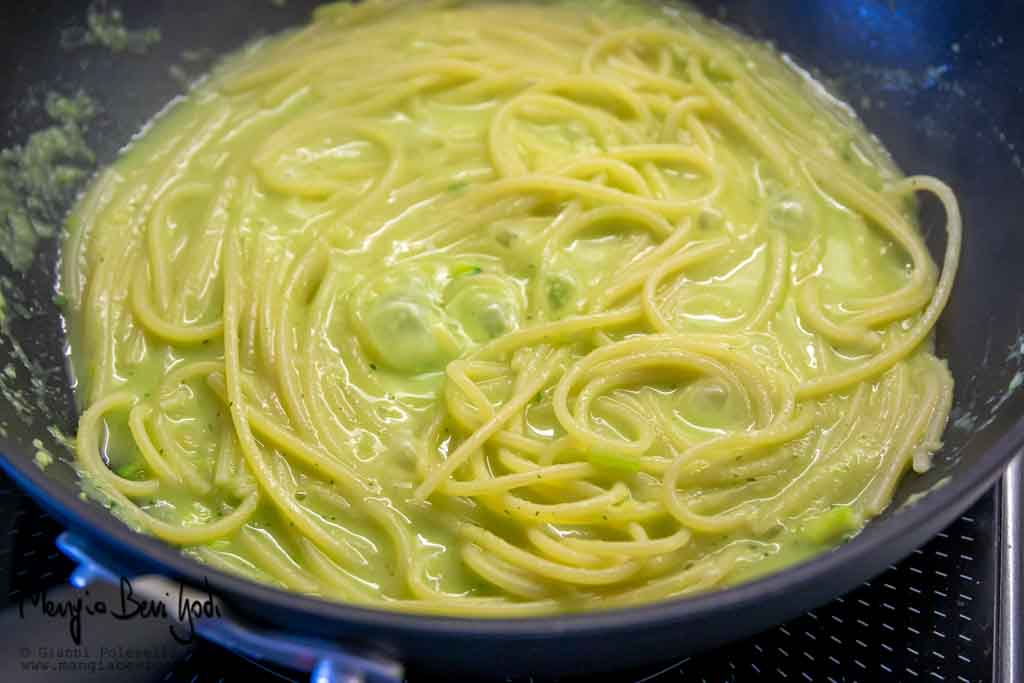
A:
1,0,1023,679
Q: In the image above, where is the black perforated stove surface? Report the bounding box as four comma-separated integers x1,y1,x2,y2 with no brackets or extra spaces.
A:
0,472,1004,683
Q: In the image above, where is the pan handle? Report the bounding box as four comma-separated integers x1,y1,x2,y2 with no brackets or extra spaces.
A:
56,531,405,683
996,454,1022,683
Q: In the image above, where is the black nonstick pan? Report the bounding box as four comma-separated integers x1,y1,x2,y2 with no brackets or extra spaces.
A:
1,1,1023,679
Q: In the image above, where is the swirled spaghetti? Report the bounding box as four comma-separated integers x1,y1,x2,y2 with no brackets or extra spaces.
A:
62,0,961,615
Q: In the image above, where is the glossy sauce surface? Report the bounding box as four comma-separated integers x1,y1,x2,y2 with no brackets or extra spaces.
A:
62,0,959,614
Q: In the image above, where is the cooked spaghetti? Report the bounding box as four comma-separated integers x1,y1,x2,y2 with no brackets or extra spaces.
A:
61,0,961,614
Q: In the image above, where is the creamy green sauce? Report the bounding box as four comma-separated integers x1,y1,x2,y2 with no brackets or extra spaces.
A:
61,0,956,613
